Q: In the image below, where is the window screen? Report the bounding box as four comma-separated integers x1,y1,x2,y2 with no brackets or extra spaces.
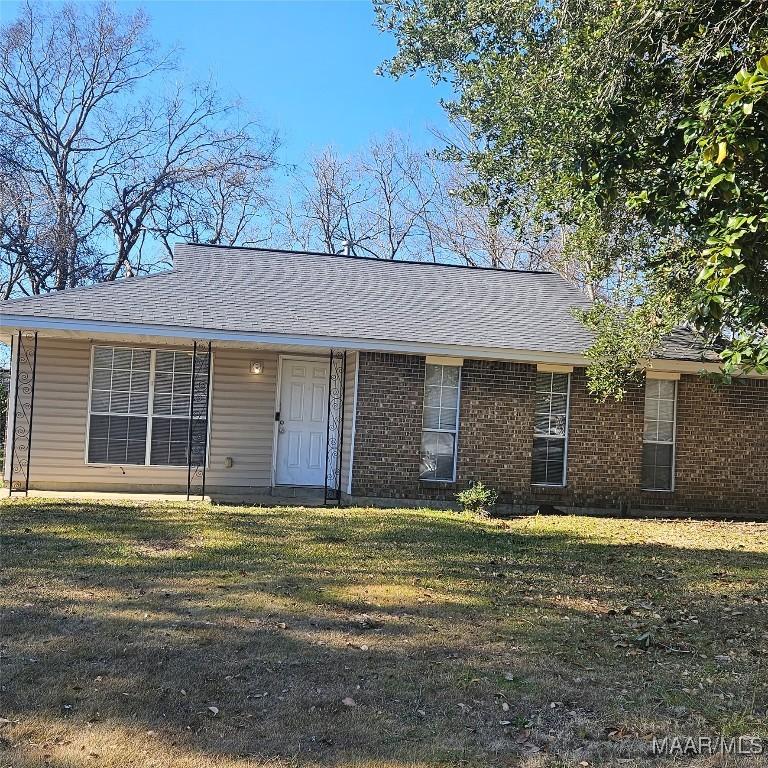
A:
419,363,460,481
531,372,570,485
642,379,676,490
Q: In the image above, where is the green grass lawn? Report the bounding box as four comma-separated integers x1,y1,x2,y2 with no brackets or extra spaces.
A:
1,500,767,767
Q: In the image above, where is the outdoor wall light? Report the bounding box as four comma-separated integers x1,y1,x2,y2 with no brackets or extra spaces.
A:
250,361,264,375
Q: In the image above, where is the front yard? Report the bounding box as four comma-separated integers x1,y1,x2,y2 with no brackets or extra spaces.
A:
0,500,766,767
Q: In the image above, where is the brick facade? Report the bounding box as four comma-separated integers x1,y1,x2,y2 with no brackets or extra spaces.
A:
351,353,426,499
350,352,768,517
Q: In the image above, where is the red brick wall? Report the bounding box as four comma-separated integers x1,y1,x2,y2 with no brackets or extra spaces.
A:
673,376,768,514
545,368,645,510
351,353,426,498
454,360,537,503
350,352,768,517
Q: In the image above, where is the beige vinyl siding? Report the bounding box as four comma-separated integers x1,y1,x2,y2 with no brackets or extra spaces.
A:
17,337,279,493
339,351,358,494
208,348,278,489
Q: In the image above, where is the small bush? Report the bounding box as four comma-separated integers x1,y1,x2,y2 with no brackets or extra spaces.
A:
456,481,498,518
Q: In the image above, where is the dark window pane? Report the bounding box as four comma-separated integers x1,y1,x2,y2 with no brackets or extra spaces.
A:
107,440,127,464
550,393,568,417
532,437,565,485
89,414,109,440
91,368,111,390
642,442,673,490
109,390,130,414
108,416,128,441
112,348,133,370
93,346,113,368
419,431,455,480
88,438,108,464
534,412,551,435
425,364,442,387
128,417,147,443
150,417,193,466
442,366,460,387
150,418,171,465
438,407,457,430
154,351,175,372
126,440,146,465
168,441,188,466
550,413,567,437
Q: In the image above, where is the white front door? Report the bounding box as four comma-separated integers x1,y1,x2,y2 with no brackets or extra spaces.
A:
275,358,329,486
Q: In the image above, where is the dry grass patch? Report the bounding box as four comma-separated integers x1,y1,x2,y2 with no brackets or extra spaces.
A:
0,500,766,768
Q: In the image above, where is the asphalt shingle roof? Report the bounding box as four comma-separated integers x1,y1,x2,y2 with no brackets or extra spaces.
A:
0,244,712,361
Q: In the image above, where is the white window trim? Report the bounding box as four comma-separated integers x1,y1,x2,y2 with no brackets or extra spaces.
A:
641,378,677,492
420,363,461,483
84,344,213,468
531,371,571,488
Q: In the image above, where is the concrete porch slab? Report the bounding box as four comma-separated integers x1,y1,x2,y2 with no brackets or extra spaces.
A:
3,488,332,508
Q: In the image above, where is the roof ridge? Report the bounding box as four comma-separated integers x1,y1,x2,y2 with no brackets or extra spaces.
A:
178,242,556,276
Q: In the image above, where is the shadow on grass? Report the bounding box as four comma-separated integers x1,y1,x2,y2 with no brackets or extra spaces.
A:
1,500,767,767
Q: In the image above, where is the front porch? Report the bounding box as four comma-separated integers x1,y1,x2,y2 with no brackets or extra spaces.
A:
13,486,330,507
3,330,357,504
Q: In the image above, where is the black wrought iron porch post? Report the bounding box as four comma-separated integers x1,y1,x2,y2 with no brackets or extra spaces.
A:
186,341,212,501
323,349,347,506
186,341,198,501
323,349,333,505
336,351,347,504
8,330,39,496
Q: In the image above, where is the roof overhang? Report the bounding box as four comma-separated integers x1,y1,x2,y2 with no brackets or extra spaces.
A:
1,313,763,377
0,313,590,365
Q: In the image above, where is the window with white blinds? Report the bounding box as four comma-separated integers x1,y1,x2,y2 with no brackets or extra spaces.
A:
87,346,207,467
88,347,151,465
642,379,677,490
419,363,461,481
150,350,194,466
531,372,570,486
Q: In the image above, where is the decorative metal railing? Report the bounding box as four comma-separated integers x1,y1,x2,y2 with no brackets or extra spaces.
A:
186,341,212,500
8,331,39,496
324,350,347,505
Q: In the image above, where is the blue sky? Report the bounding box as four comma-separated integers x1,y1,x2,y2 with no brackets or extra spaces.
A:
0,1,453,163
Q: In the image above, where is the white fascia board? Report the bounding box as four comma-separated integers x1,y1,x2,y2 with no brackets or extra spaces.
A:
0,314,589,366
3,314,766,377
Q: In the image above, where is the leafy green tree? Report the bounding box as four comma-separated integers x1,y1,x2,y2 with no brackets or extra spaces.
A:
375,0,768,397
